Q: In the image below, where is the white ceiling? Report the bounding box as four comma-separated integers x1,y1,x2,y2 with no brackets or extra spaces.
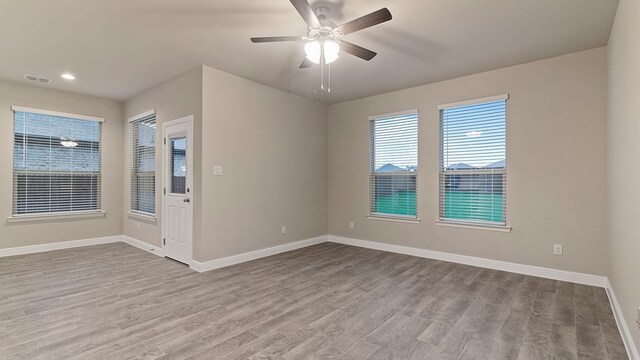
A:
0,0,619,104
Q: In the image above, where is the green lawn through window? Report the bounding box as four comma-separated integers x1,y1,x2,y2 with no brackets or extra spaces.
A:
375,190,503,223
374,190,416,217
443,191,503,223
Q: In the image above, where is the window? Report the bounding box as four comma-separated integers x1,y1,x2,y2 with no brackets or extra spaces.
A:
369,111,418,218
439,95,507,226
130,111,156,215
12,106,103,216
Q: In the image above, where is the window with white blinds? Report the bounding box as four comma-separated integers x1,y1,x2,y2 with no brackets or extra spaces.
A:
439,96,507,225
12,107,103,216
370,111,418,218
130,112,156,215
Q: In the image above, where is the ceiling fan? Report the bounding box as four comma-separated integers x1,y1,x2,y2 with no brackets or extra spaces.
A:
250,0,392,70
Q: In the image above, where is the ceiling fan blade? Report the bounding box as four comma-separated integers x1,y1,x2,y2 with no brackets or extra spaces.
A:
338,8,392,35
299,57,312,69
251,36,302,43
339,41,377,61
289,0,321,28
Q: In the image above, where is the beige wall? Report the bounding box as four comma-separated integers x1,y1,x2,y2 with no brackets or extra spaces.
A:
0,80,124,249
123,67,203,248
606,0,640,350
123,66,327,262
328,48,608,276
199,66,327,261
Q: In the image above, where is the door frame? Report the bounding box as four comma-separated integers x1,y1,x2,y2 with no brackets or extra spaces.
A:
161,115,194,266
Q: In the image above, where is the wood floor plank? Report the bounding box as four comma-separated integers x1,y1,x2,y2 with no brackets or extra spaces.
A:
576,321,608,360
549,324,578,360
487,308,529,359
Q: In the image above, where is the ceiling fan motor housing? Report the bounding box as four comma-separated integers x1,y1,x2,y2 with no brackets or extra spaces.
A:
314,6,329,20
310,6,339,38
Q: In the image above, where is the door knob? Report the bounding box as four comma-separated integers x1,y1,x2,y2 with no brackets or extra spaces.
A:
183,198,191,203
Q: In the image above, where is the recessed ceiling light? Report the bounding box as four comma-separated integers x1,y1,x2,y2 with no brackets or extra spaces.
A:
61,73,76,80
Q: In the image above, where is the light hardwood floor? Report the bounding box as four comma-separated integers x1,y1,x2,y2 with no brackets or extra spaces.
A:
0,242,628,359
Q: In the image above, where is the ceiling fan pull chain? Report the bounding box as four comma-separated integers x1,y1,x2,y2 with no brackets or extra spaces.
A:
328,63,331,93
320,48,325,91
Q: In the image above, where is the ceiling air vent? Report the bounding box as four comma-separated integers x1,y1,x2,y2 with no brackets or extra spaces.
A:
24,74,51,83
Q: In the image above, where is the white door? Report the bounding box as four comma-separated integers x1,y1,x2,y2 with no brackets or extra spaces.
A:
162,116,193,265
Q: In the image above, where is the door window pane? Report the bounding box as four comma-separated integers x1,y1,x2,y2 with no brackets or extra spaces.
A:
170,137,186,194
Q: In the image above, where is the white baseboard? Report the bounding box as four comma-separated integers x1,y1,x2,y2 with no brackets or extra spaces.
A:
605,278,640,360
120,235,164,257
191,235,328,273
0,235,121,258
2,233,608,288
328,235,607,287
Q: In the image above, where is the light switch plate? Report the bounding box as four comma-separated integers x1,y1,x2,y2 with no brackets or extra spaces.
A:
214,166,223,176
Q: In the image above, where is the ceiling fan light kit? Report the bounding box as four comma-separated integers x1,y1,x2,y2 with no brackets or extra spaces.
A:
304,40,340,64
251,0,392,93
304,41,322,64
323,41,340,64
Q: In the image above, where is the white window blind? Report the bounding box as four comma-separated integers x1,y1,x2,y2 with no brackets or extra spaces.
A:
130,112,156,215
370,111,418,218
439,96,507,225
12,108,102,216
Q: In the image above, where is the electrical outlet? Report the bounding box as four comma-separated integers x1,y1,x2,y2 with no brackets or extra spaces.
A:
281,226,286,235
349,221,354,229
553,244,563,256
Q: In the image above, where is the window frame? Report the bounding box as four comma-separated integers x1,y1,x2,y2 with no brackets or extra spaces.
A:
10,106,104,220
128,109,157,218
368,109,419,222
437,95,510,230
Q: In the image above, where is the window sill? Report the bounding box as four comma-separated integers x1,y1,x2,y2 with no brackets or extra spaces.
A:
128,211,157,224
7,211,106,223
435,220,512,232
367,215,421,224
